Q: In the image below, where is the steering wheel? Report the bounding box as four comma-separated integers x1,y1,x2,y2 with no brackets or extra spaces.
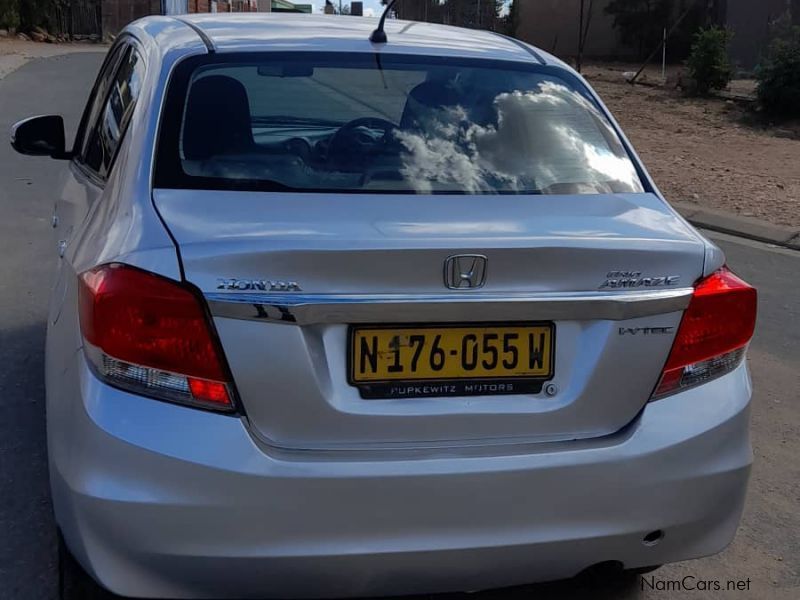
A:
327,117,397,170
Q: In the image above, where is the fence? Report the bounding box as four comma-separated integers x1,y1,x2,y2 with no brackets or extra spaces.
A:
50,0,101,38
42,0,259,39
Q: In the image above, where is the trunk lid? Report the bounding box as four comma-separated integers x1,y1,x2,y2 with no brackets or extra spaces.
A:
153,190,704,450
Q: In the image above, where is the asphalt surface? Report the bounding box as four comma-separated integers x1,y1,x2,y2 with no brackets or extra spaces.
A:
0,52,798,600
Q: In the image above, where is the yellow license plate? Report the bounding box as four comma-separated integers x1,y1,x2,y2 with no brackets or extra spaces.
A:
350,324,554,384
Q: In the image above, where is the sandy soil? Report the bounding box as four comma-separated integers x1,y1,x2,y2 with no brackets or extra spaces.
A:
584,65,800,228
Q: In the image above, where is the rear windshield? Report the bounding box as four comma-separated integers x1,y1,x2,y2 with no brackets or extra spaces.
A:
156,53,644,195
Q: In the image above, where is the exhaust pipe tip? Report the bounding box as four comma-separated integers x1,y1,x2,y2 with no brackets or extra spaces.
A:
643,529,665,547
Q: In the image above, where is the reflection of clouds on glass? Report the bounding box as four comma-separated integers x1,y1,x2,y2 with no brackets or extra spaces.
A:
394,105,516,194
394,81,643,195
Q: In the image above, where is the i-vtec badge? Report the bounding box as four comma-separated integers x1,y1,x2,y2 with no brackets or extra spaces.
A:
599,271,680,289
217,278,302,292
619,327,675,336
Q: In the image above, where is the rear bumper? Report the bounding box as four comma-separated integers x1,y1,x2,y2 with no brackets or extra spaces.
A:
50,356,752,599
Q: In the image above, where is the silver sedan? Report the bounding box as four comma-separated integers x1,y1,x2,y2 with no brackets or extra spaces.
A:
11,12,757,600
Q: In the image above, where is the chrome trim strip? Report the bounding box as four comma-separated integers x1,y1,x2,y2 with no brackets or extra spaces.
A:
206,288,693,325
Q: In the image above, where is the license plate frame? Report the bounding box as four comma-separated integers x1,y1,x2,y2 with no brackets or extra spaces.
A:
348,322,555,399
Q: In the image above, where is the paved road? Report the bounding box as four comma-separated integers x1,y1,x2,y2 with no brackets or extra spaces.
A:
0,53,798,600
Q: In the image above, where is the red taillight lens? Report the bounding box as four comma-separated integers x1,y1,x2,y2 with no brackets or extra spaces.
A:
652,267,756,399
78,263,234,410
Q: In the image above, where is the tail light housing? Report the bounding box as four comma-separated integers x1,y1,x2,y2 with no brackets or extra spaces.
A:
78,263,235,411
652,266,756,400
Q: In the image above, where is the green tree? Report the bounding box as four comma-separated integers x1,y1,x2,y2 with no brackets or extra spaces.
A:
390,0,444,23
606,0,711,61
605,0,673,58
756,25,800,117
686,26,733,95
332,2,351,14
444,0,505,30
504,0,520,37
391,0,505,31
664,0,713,61
0,0,20,30
19,0,52,31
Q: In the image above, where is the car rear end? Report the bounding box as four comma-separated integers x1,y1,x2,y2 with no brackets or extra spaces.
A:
50,28,756,599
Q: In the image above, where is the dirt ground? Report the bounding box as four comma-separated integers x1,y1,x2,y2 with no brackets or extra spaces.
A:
583,64,800,228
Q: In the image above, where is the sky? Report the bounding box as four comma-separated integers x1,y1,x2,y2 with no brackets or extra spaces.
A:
306,1,511,18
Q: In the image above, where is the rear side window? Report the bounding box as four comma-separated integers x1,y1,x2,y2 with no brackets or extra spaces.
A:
84,47,145,177
74,44,126,160
156,53,644,195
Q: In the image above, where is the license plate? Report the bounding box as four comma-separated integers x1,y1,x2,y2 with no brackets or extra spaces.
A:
349,323,554,399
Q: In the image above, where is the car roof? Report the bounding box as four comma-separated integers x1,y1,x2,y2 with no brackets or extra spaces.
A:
132,13,559,66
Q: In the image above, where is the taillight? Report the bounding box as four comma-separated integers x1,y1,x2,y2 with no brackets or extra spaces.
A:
652,267,756,400
78,263,235,411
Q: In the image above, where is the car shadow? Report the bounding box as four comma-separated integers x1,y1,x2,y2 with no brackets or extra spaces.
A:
389,568,644,600
0,321,58,600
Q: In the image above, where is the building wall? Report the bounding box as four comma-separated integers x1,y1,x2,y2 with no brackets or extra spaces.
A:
102,0,263,36
187,0,211,13
515,0,633,60
515,0,791,68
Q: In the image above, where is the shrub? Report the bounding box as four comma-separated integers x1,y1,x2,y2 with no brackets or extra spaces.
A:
756,27,800,118
686,27,733,96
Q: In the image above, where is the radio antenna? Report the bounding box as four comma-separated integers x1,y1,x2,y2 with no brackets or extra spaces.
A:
370,0,399,44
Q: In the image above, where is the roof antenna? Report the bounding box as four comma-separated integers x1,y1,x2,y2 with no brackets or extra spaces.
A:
370,0,399,44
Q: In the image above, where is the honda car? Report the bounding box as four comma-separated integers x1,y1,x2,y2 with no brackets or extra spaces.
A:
11,13,756,600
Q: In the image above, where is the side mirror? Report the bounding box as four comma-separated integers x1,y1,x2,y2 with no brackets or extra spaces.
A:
10,115,72,160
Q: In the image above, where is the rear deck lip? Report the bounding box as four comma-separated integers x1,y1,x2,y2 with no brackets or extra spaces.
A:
205,288,693,325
